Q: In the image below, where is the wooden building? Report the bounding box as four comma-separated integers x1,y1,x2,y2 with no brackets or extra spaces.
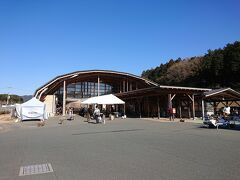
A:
34,70,240,118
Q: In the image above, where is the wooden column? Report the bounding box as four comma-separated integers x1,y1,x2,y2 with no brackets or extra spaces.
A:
202,99,205,120
187,94,195,120
123,80,125,92
168,94,176,109
138,99,142,118
168,94,172,109
213,102,217,114
104,83,106,95
97,75,100,96
52,95,56,115
119,81,122,93
87,82,88,97
147,97,150,117
157,96,160,119
63,80,66,116
192,94,195,120
188,103,191,119
126,80,129,92
179,103,182,120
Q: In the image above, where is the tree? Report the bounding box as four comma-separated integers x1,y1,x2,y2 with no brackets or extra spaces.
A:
0,94,23,105
141,41,240,91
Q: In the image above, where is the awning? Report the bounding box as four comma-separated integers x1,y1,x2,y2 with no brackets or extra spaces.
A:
82,94,125,105
203,88,240,101
66,100,82,109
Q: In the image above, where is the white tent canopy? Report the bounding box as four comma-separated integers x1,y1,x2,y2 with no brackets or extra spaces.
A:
15,103,21,119
17,97,48,120
81,94,125,105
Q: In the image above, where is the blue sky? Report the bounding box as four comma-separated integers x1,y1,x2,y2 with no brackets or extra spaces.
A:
0,0,239,95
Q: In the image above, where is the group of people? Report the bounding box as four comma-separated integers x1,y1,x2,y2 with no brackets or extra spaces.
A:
206,106,240,128
86,105,106,124
64,105,106,124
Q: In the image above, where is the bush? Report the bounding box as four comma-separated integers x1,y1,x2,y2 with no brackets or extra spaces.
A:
0,110,10,115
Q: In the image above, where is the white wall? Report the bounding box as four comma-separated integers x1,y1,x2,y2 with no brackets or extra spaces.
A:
44,95,56,117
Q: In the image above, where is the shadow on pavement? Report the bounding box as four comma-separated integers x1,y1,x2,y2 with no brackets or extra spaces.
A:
72,129,144,135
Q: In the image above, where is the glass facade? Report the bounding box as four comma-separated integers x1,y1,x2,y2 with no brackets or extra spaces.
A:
54,81,114,99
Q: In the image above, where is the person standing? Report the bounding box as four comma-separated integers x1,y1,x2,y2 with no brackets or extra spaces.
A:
102,108,106,124
94,105,101,123
86,107,91,122
68,108,74,120
168,107,174,121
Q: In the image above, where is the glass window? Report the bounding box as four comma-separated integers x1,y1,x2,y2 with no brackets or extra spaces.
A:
76,83,81,92
55,81,114,98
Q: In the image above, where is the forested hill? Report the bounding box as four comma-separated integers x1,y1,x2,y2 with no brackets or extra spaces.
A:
141,41,240,91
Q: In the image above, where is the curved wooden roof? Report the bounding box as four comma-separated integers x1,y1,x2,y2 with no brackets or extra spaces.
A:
34,70,159,97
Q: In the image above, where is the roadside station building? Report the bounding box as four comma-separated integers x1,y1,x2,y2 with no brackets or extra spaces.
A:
34,70,240,118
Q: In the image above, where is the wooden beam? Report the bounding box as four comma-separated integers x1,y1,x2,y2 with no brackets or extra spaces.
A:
235,101,240,106
187,94,193,102
221,101,227,106
181,100,188,106
229,101,233,106
171,94,176,101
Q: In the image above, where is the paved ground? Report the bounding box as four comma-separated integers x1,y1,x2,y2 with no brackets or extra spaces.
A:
0,116,240,180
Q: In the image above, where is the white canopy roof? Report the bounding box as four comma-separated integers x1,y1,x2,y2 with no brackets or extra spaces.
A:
21,97,45,107
82,94,125,105
18,97,47,120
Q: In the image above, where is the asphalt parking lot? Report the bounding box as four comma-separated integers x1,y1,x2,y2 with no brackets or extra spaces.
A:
0,116,239,180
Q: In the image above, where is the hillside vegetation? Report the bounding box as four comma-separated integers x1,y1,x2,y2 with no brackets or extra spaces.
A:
0,94,23,105
141,41,240,90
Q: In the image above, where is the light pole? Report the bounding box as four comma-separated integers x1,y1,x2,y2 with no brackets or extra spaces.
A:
6,94,10,105
6,87,12,105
